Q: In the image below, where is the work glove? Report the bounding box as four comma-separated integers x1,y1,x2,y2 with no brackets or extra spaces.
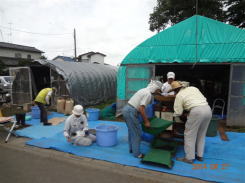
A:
84,130,89,136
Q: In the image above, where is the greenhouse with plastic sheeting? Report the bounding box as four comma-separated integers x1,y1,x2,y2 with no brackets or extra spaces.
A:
117,15,245,126
10,60,117,106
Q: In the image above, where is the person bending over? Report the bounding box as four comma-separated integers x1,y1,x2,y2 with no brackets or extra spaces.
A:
122,80,162,158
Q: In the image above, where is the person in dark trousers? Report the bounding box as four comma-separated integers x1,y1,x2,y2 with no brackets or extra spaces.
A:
122,80,162,158
34,87,56,126
15,105,26,126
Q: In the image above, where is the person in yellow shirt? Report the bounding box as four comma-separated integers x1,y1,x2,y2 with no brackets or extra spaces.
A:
169,81,212,164
34,87,56,126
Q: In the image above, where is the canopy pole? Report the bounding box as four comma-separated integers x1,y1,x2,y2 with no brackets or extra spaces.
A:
74,28,77,62
192,0,198,69
196,0,198,15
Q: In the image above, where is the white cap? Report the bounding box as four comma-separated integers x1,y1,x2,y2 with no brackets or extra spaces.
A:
72,105,84,115
167,72,175,79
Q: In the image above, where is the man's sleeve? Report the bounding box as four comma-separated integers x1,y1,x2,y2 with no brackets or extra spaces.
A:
173,95,184,117
161,83,169,96
82,115,89,131
64,118,70,138
140,93,152,107
45,91,52,104
161,83,167,92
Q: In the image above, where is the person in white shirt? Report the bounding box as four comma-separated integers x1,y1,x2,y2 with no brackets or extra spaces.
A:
170,81,212,164
122,80,162,158
64,105,96,146
161,72,175,96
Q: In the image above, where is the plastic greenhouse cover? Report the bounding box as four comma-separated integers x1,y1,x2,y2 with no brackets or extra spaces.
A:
35,60,117,106
122,15,245,65
116,66,126,99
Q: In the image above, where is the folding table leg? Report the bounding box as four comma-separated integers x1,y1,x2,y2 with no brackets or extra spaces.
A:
5,120,17,143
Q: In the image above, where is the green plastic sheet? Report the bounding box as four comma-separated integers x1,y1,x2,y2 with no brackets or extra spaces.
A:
117,66,126,100
142,148,173,168
122,15,245,64
151,138,178,155
99,105,116,121
142,118,173,135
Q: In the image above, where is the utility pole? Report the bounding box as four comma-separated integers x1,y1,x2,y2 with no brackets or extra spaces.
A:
8,22,12,43
0,30,3,41
74,28,77,61
0,10,5,41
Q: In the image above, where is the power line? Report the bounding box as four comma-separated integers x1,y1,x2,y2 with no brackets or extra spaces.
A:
47,47,82,52
0,25,72,36
47,48,75,53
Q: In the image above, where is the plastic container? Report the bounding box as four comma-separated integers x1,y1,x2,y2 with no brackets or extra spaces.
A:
138,103,154,122
206,117,219,137
141,132,155,142
86,108,100,121
31,106,40,119
213,114,226,120
25,115,32,121
95,124,118,147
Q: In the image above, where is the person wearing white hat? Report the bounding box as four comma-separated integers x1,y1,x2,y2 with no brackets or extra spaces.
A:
169,81,212,164
64,105,96,146
161,71,175,96
122,80,163,158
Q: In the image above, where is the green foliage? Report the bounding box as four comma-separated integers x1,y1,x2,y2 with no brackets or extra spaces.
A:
18,59,31,66
40,55,47,60
225,0,245,28
149,0,244,32
87,99,115,110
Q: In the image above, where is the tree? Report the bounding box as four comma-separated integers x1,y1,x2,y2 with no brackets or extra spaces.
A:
18,59,31,66
225,0,245,28
149,0,225,32
40,55,47,60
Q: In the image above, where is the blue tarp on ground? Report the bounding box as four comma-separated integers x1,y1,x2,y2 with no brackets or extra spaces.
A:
16,113,245,183
15,112,66,139
25,112,65,126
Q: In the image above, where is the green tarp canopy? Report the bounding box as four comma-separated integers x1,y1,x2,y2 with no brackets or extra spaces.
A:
122,15,245,64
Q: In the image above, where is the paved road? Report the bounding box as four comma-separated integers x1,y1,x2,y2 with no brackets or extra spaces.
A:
0,130,207,183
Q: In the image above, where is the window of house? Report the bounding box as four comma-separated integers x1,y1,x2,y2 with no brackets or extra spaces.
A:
27,54,31,59
15,53,22,58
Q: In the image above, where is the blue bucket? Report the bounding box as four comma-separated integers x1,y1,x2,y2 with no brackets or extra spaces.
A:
141,132,155,142
138,103,154,123
86,108,100,121
31,106,40,119
95,124,118,147
25,115,32,121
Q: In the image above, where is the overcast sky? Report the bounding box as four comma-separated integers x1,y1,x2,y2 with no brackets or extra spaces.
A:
0,0,157,65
